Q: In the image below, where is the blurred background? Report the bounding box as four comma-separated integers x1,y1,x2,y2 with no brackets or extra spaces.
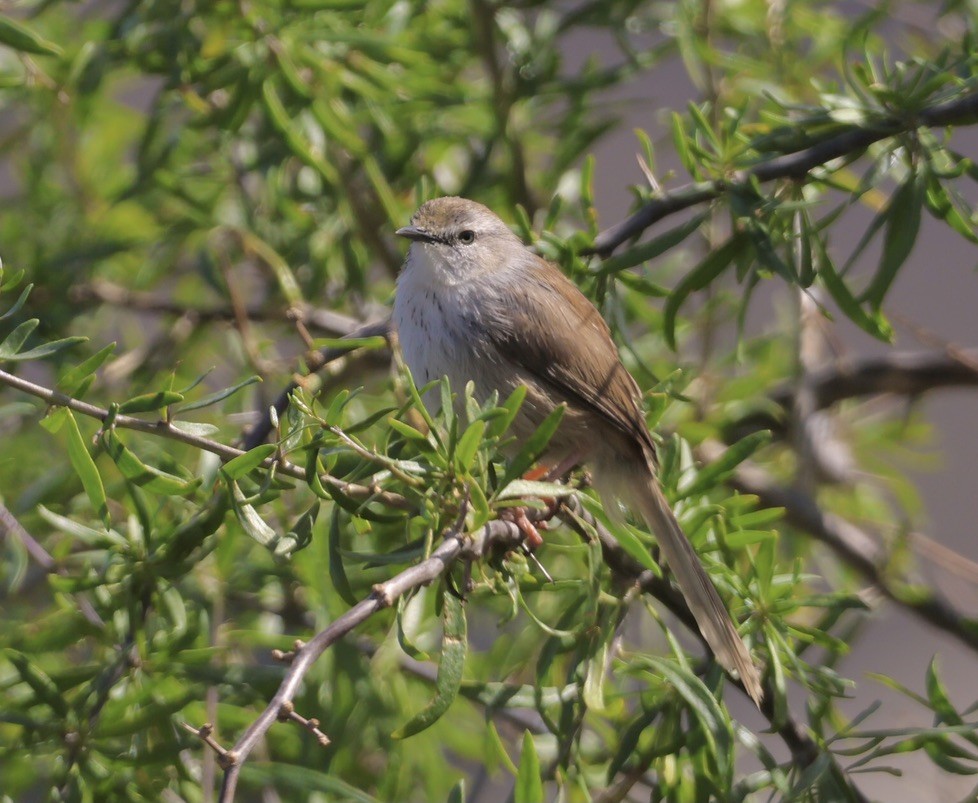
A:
1,1,977,801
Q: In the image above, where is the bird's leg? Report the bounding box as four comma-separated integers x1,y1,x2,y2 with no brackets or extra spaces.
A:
502,454,585,548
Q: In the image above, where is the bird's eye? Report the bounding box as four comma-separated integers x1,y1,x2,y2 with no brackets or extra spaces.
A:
457,230,475,244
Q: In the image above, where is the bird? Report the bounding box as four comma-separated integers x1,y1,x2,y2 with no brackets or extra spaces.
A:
392,196,763,706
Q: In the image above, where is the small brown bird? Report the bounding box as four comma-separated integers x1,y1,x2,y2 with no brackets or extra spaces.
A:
393,196,763,706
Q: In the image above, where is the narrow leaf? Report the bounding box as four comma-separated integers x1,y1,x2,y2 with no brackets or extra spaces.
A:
514,731,543,803
392,593,467,739
63,410,108,525
221,444,277,480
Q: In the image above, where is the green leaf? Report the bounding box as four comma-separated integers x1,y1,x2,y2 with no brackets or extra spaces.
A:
5,649,67,715
675,431,771,499
63,410,108,525
663,235,746,349
229,479,277,548
117,391,184,414
102,429,198,495
863,172,925,310
445,780,466,803
4,335,87,362
454,419,485,473
328,507,357,605
495,405,565,496
176,375,261,413
221,444,277,480
59,342,116,397
816,235,893,340
275,502,319,558
0,283,33,321
514,731,543,803
609,524,659,572
0,318,38,358
310,335,388,351
484,384,527,440
595,213,707,276
0,16,63,56
642,656,734,779
239,763,383,802
392,592,467,739
495,478,573,501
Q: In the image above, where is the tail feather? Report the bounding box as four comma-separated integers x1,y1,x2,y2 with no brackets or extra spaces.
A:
630,471,764,707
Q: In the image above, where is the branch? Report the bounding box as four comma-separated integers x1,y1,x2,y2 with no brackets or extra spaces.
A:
728,347,978,440
70,279,371,336
699,440,978,655
0,367,409,511
212,516,526,802
590,88,978,256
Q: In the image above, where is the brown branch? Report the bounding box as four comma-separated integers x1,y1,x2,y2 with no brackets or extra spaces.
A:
69,279,369,336
0,367,409,510
727,347,978,441
214,516,526,802
590,88,978,256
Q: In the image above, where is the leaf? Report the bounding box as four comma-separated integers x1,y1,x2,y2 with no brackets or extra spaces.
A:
63,410,108,525
609,523,659,572
595,213,707,276
102,429,199,495
221,444,277,480
675,431,771,499
4,335,87,362
229,479,277,548
495,405,565,495
495,478,574,500
484,384,527,440
239,763,383,802
663,235,746,350
176,375,261,413
816,235,893,340
392,592,467,739
5,649,67,715
642,656,734,779
454,419,485,473
117,391,184,414
275,502,319,558
514,731,543,803
863,172,925,310
328,507,357,605
59,342,116,397
0,283,33,321
0,318,38,358
0,16,63,56
446,780,466,803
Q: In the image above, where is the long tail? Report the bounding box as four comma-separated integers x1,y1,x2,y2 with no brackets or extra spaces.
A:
630,470,764,707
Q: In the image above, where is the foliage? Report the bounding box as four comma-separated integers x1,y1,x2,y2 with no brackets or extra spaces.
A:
2,1,978,802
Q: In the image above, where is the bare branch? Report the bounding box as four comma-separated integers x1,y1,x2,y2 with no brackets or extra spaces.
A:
215,516,526,802
728,347,978,441
590,88,978,256
70,279,370,336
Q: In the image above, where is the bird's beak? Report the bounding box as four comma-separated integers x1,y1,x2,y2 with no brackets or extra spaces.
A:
396,225,435,243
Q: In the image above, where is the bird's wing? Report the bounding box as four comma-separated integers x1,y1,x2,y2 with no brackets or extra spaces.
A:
483,259,657,462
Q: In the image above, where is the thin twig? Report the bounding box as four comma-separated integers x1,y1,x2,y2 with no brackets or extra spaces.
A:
214,516,526,802
590,88,978,256
0,367,409,510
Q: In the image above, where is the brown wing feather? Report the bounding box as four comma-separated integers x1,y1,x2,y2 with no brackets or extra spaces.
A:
485,258,657,462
